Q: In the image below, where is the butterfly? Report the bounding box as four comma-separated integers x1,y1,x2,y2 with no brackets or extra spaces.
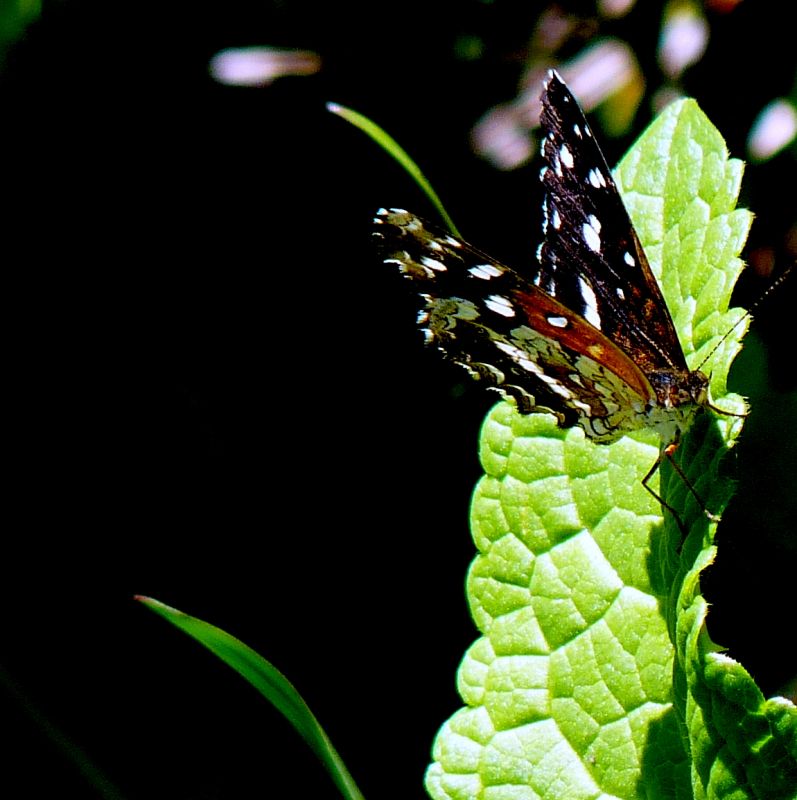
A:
372,71,741,523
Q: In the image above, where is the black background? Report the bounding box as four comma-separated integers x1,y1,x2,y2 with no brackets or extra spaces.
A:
2,2,795,798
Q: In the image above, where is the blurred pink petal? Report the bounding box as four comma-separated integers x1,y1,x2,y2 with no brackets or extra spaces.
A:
472,39,640,170
209,47,320,87
658,3,709,78
471,105,535,171
532,7,578,53
555,39,639,113
748,99,797,161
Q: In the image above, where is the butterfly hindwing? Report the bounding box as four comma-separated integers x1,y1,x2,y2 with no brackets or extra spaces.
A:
374,208,656,442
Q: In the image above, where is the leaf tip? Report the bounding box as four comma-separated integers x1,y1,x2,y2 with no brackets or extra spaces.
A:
135,596,183,618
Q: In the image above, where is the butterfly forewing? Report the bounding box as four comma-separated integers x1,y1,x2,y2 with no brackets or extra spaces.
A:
536,73,687,376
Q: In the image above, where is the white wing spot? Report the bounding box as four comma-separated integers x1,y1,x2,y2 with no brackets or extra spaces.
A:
583,216,602,252
616,287,626,300
573,123,582,138
469,263,503,280
623,251,635,266
547,316,569,328
444,236,462,248
427,239,443,251
485,295,516,318
559,143,574,169
420,255,447,272
588,168,607,188
579,277,601,328
552,208,561,230
495,342,539,375
538,372,575,399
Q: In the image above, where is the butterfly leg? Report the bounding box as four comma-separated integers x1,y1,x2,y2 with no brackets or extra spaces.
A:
641,445,688,536
661,442,722,523
641,439,722,539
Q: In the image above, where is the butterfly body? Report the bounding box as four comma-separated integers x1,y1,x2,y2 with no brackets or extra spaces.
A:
373,71,711,450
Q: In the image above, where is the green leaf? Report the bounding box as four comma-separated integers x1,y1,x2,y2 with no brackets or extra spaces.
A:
619,102,797,800
137,596,365,800
425,100,797,799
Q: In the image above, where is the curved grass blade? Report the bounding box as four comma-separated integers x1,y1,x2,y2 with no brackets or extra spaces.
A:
326,102,460,237
136,596,365,800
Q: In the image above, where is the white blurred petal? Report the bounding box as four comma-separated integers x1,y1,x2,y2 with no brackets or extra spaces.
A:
556,39,638,112
748,99,797,161
658,4,709,78
471,106,534,171
209,47,320,87
471,39,640,170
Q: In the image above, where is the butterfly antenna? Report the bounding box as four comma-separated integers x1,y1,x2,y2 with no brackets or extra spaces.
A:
695,262,794,376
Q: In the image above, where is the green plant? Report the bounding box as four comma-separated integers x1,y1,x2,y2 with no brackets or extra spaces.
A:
142,94,797,800
368,94,796,800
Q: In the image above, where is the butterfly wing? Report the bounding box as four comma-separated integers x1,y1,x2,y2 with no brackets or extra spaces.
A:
374,208,656,442
534,71,688,376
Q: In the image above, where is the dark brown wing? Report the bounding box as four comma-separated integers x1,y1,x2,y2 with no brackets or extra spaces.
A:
374,208,655,442
533,70,688,376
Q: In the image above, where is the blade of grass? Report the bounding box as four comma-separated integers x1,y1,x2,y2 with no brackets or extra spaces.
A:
327,102,460,237
137,596,365,800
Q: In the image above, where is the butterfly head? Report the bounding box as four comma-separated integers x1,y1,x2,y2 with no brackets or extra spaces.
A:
646,368,709,410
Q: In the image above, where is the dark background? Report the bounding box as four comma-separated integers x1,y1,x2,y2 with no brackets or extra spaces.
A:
2,2,795,798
